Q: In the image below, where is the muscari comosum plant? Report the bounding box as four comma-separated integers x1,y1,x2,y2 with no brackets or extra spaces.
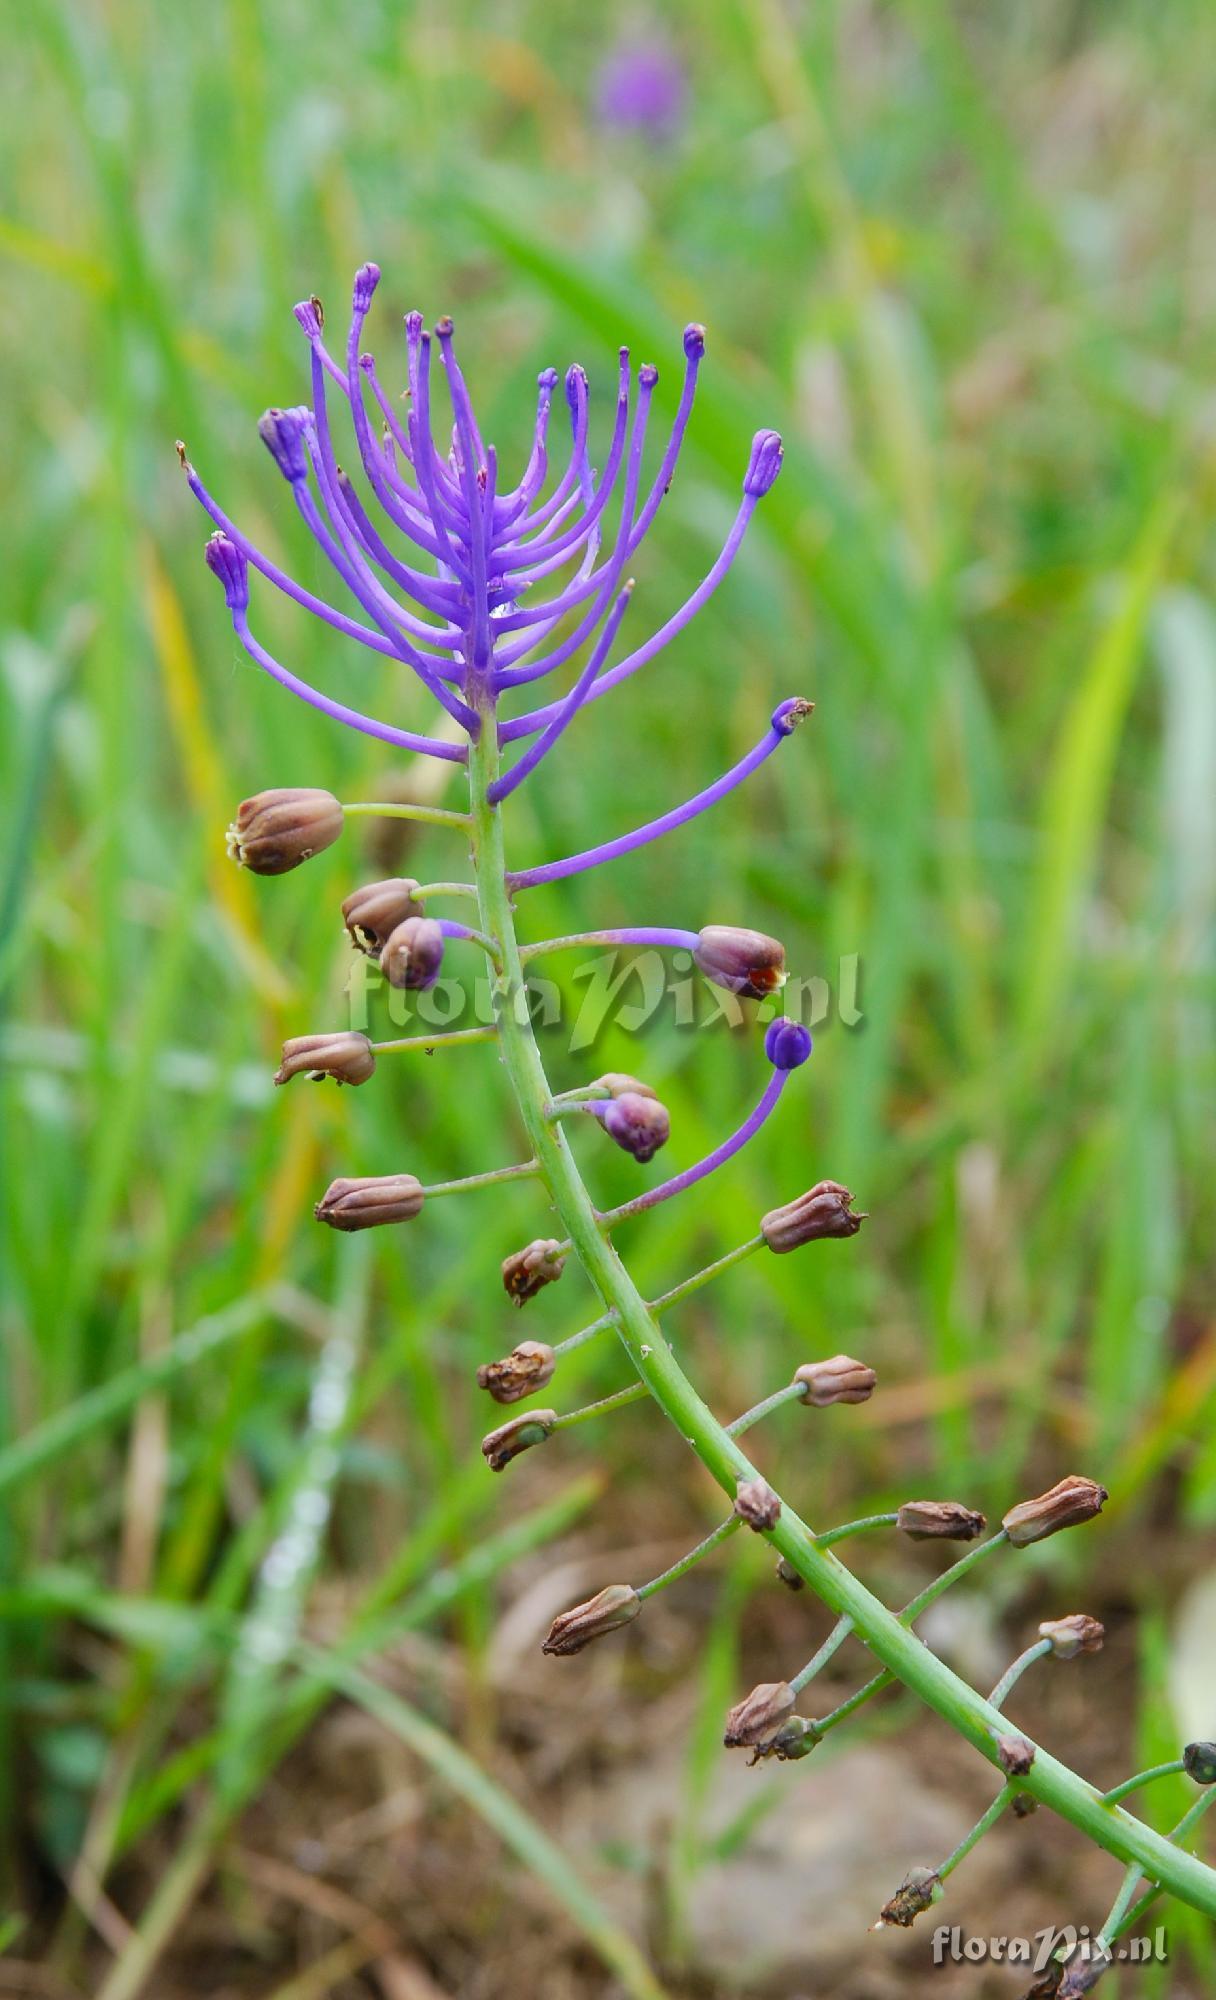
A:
184,264,1216,1992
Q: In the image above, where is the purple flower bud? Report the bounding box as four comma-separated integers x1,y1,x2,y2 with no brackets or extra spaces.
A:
542,1583,641,1656
723,1680,795,1749
744,429,784,497
293,295,324,339
257,406,310,484
693,924,786,1000
1038,1614,1105,1660
226,788,343,875
896,1500,987,1542
734,1477,781,1531
875,1867,942,1929
379,916,445,991
997,1734,1036,1777
595,35,687,144
1183,1741,1216,1785
598,1091,670,1164
341,878,425,956
764,1018,812,1070
352,262,381,312
274,1031,375,1088
314,1174,425,1230
476,1340,557,1406
204,533,249,612
502,1238,567,1306
761,1180,864,1251
684,323,706,360
537,365,558,391
481,1409,557,1473
1002,1475,1108,1547
564,364,586,413
793,1354,876,1406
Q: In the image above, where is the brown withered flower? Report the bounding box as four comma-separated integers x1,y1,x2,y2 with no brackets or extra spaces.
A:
997,1733,1036,1777
693,924,786,999
341,877,425,955
1038,1614,1104,1660
874,1866,942,1929
761,1179,867,1252
480,1410,556,1473
274,1031,375,1088
723,1680,795,1749
897,1500,987,1542
314,1173,424,1230
794,1354,876,1407
734,1477,781,1531
476,1340,557,1405
502,1238,567,1306
541,1583,641,1656
227,788,343,875
1003,1476,1108,1547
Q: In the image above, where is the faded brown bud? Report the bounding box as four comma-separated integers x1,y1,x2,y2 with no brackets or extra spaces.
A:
476,1340,557,1405
1038,1614,1105,1660
693,924,786,1000
274,1031,375,1088
541,1583,641,1656
734,1477,781,1531
761,1180,866,1252
379,915,445,991
341,877,425,955
874,1866,942,1929
723,1680,795,1749
227,788,343,875
997,1733,1036,1777
589,1072,658,1101
502,1238,567,1306
793,1354,876,1407
775,1555,805,1592
480,1409,556,1473
1003,1476,1109,1547
897,1500,987,1542
314,1173,424,1230
1183,1741,1216,1785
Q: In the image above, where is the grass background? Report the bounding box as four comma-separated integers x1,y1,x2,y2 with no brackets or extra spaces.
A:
1,0,1215,1993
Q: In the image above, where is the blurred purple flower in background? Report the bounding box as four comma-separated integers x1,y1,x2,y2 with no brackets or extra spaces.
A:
595,31,687,144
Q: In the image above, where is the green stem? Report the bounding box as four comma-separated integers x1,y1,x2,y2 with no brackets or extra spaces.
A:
1102,1761,1187,1807
422,1160,540,1199
637,1517,741,1600
988,1638,1052,1713
553,1235,765,1357
726,1381,804,1437
549,1382,649,1431
413,880,480,902
466,695,1216,1920
790,1616,853,1694
817,1513,898,1549
938,1787,1014,1881
372,1026,498,1055
1099,1790,1216,1947
343,801,472,830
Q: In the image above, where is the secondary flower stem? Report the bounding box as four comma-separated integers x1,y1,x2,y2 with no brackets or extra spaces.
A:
817,1513,899,1549
1099,1791,1216,1946
988,1638,1053,1713
372,1026,499,1055
549,1382,649,1431
343,800,473,830
413,880,481,903
727,1381,805,1437
552,1235,765,1356
938,1788,1015,1881
519,927,697,963
790,1616,854,1694
421,1160,541,1199
636,1516,741,1600
1102,1760,1187,1807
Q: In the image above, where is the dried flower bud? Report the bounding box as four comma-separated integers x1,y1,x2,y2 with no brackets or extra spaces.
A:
761,1179,865,1251
227,788,344,876
775,1555,805,1592
749,1714,821,1763
599,1092,670,1163
502,1238,567,1306
1038,1614,1105,1661
734,1477,781,1531
380,916,445,991
1012,1793,1039,1819
476,1341,557,1405
274,1031,375,1088
589,1072,657,1101
481,1409,557,1473
1183,1741,1216,1785
542,1583,641,1656
1057,1947,1113,1997
897,1500,987,1542
693,924,786,1000
874,1866,942,1929
793,1355,876,1407
763,1017,813,1070
342,878,425,955
723,1680,795,1749
997,1733,1036,1777
1003,1476,1108,1547
314,1173,424,1230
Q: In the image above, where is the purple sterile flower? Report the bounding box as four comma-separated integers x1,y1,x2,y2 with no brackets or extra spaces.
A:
764,1018,813,1070
596,33,687,144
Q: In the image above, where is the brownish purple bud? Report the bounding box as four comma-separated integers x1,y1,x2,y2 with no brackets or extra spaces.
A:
541,1583,641,1656
693,924,786,999
480,1409,556,1473
227,788,343,875
734,1477,781,1531
723,1680,795,1749
775,1556,805,1592
598,1092,670,1163
793,1354,876,1407
314,1173,424,1230
341,877,425,955
897,1500,987,1542
1184,1741,1216,1785
874,1866,942,1929
1038,1614,1105,1660
476,1340,557,1405
502,1238,567,1306
274,1031,375,1088
761,1180,866,1252
748,1714,821,1763
997,1733,1036,1777
589,1072,658,1101
379,915,445,991
1003,1476,1108,1547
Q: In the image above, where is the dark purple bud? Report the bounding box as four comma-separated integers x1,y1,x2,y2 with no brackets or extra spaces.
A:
683,322,706,360
274,1031,375,1088
896,1501,987,1542
542,1583,641,1656
204,533,249,612
794,1354,876,1406
379,916,445,991
1038,1614,1105,1660
598,1091,670,1164
257,406,309,483
761,1179,864,1251
341,878,425,956
693,924,786,1000
227,788,343,875
293,295,324,339
314,1174,425,1230
723,1680,795,1749
734,1477,781,1531
502,1238,567,1306
1002,1476,1108,1547
764,1017,813,1070
997,1734,1036,1777
875,1866,942,1929
1183,1742,1216,1785
481,1409,557,1473
353,262,381,312
476,1340,557,1406
744,429,784,497
772,696,814,735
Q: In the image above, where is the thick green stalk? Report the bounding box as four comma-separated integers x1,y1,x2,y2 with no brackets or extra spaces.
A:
468,704,1216,1919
